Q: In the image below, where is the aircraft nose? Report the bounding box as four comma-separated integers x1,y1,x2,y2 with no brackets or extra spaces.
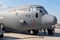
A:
41,14,57,25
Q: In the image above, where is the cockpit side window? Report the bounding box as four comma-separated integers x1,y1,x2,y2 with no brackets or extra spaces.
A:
36,13,38,18
36,6,48,15
44,9,48,14
40,10,42,13
40,10,45,15
40,9,48,15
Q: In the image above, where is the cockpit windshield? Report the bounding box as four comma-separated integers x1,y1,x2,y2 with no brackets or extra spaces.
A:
29,5,44,11
29,5,37,11
29,5,48,14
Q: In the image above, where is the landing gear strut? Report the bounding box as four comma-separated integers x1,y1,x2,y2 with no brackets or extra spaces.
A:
0,23,4,30
44,28,46,34
0,23,4,38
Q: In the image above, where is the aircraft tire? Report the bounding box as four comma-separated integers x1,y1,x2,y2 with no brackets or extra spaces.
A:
28,30,38,35
0,34,3,38
47,29,53,35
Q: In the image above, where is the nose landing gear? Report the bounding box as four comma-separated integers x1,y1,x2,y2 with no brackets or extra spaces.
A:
47,26,55,35
0,23,4,38
28,30,38,35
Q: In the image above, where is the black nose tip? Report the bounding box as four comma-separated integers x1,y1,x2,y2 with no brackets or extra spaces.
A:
41,14,57,25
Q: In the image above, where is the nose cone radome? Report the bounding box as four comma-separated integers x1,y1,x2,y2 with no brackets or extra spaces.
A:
41,14,57,25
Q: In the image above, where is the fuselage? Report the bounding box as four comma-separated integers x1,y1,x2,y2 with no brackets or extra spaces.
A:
0,5,57,31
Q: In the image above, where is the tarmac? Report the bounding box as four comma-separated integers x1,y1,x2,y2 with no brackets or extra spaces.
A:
0,27,60,40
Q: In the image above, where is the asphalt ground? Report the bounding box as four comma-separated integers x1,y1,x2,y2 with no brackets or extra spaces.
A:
0,28,60,40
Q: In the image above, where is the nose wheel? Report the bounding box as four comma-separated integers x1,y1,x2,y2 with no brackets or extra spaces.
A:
28,30,38,35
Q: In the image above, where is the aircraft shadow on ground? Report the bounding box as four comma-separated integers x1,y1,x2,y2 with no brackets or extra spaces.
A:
5,32,60,37
3,36,44,40
3,32,60,40
5,29,60,37
4,36,40,39
38,32,60,37
13,31,60,37
4,36,20,39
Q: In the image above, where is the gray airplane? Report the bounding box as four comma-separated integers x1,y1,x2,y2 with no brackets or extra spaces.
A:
0,5,57,35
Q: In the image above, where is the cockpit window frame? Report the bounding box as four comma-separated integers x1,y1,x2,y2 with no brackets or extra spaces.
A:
29,5,48,14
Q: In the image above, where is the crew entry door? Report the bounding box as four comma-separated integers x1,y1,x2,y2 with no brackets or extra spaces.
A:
31,13,39,27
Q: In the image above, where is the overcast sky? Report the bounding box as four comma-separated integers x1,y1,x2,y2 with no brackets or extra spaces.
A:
0,0,60,23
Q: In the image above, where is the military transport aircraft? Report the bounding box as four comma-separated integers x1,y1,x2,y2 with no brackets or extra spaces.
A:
0,5,57,35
